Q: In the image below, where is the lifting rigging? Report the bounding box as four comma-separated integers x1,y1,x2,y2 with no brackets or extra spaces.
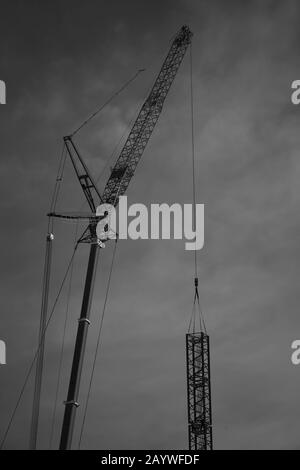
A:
186,43,213,451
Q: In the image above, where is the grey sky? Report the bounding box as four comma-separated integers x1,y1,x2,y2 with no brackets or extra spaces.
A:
1,0,300,449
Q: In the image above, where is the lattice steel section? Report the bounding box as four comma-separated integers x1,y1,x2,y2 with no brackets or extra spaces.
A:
186,332,213,450
102,25,193,206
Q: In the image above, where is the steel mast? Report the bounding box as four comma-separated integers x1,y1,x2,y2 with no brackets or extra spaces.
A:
29,232,53,449
58,25,193,450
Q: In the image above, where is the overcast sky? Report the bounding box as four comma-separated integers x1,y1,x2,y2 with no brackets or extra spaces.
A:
1,0,300,450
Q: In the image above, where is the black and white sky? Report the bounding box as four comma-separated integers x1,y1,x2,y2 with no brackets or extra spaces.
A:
1,0,300,450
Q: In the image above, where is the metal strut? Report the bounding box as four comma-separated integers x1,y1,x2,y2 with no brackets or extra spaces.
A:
63,136,103,212
59,242,100,449
29,232,54,449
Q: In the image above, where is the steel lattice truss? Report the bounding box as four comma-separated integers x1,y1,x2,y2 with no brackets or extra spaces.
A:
102,25,193,206
186,332,213,450
54,26,192,244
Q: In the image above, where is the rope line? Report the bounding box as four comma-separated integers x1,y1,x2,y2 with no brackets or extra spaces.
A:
71,69,145,138
0,245,78,450
189,43,206,334
77,238,118,449
190,43,198,281
49,225,79,449
48,144,67,233
77,98,144,213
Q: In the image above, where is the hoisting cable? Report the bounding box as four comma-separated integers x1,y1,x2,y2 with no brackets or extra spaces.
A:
49,225,79,449
188,43,206,334
74,60,163,208
29,141,68,451
78,96,144,212
99,75,160,209
71,69,145,138
77,237,119,449
48,143,68,233
0,244,78,450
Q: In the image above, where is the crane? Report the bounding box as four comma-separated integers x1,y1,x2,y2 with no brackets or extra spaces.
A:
31,25,193,450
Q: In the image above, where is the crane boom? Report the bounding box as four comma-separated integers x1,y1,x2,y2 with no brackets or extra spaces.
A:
102,25,193,206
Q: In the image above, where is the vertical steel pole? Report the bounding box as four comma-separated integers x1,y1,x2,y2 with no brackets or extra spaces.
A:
207,335,213,450
59,243,99,450
29,232,54,450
